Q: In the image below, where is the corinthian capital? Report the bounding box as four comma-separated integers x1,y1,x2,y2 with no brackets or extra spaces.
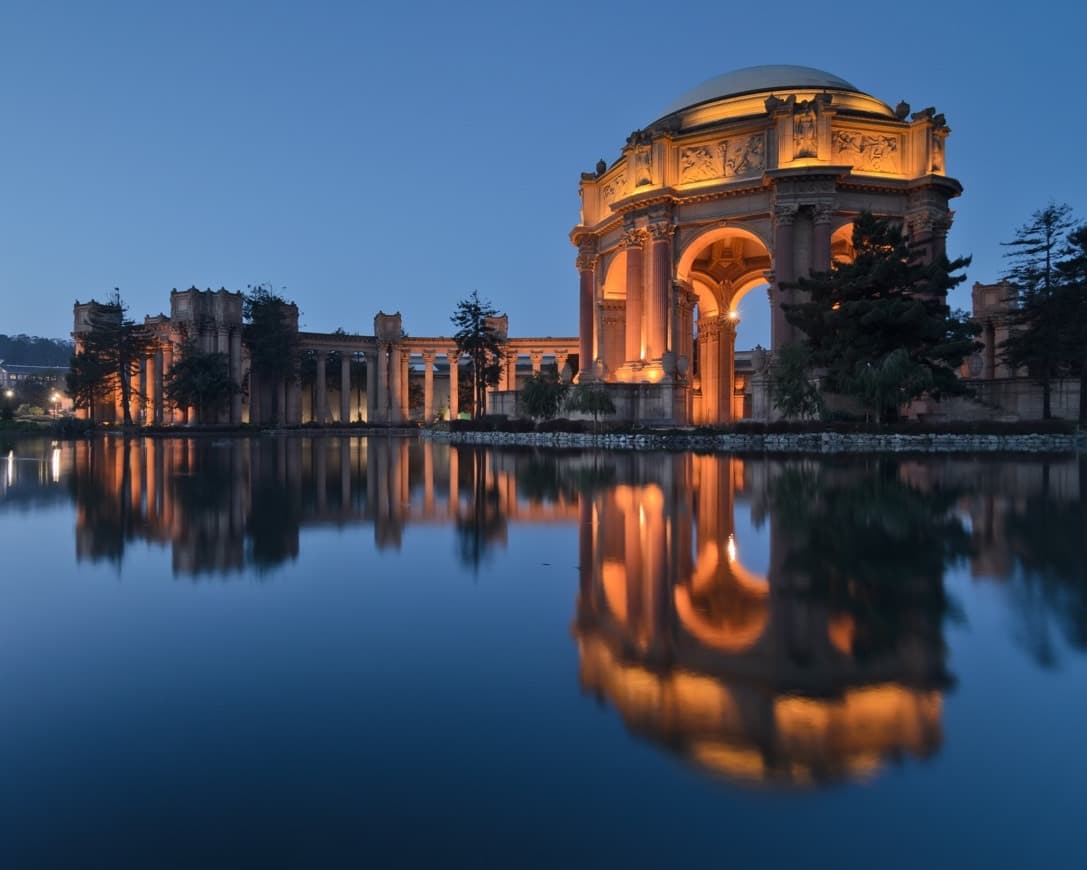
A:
774,203,799,225
647,222,675,242
576,237,599,271
621,227,646,249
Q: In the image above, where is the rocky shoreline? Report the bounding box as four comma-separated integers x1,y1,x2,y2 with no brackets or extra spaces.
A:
422,428,1087,453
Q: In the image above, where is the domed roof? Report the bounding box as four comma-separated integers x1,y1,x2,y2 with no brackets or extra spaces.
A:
658,65,862,119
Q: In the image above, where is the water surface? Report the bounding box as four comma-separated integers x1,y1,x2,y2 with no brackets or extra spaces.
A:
2,435,1085,868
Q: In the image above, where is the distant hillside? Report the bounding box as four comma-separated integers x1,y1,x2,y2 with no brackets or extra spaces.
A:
0,334,74,367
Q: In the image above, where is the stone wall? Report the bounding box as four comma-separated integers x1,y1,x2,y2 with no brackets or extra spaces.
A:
424,428,1086,454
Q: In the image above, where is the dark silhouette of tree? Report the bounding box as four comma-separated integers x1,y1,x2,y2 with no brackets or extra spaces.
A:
1000,203,1077,419
784,212,978,422
769,341,824,420
520,372,568,421
75,290,155,426
1054,223,1087,421
164,337,239,424
566,382,616,430
450,291,505,419
242,284,299,424
66,351,111,423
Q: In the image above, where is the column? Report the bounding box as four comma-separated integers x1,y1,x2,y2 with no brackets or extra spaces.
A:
577,238,597,379
772,204,798,348
365,350,378,422
422,352,434,422
556,351,571,383
388,346,401,423
138,358,148,425
152,346,164,424
400,350,410,421
530,351,543,376
377,346,389,423
646,222,673,362
340,353,351,423
623,228,644,363
447,350,459,419
230,329,242,424
315,350,328,425
721,317,736,425
812,205,833,273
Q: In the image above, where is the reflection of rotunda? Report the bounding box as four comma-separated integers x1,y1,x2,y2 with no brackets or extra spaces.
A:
574,454,947,787
571,65,960,423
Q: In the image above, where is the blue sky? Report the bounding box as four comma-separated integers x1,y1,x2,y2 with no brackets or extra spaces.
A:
1,0,1083,348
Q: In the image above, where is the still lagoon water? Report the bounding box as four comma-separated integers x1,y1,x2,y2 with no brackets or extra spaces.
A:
2,434,1085,868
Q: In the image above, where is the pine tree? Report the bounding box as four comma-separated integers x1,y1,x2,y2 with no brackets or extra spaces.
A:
1054,224,1087,421
78,290,155,426
450,291,505,419
783,212,978,423
1000,203,1076,419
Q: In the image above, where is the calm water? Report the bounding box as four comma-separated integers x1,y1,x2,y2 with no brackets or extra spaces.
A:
2,435,1085,868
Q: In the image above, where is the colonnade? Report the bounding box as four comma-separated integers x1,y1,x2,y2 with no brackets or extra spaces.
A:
296,339,574,425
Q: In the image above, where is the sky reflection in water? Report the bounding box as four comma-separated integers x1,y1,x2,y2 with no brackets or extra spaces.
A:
1,435,1085,868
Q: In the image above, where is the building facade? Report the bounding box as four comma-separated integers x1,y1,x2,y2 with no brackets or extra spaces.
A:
73,287,576,425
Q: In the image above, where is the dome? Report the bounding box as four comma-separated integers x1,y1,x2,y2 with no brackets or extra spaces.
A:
657,65,862,120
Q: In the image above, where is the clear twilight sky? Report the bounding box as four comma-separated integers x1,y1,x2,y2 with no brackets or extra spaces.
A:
1,0,1084,349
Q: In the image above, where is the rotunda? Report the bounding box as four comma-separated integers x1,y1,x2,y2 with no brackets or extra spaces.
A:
571,65,960,423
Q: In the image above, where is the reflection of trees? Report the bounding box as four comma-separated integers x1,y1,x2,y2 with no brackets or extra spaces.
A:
1001,459,1087,665
515,451,616,503
455,447,505,569
769,460,970,662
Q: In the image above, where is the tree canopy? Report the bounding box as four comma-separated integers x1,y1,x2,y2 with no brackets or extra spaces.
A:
164,338,239,424
783,212,978,422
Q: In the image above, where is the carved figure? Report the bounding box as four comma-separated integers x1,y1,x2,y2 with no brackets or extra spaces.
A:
602,172,627,204
724,135,765,177
679,145,720,182
794,103,818,158
833,130,899,172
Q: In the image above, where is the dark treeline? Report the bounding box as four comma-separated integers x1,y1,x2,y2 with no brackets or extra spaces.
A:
0,333,73,367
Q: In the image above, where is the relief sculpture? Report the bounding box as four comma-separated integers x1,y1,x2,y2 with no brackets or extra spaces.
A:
833,130,900,173
724,134,765,178
679,145,720,182
602,171,627,205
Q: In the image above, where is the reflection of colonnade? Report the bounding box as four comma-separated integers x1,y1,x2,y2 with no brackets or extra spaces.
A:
63,436,578,574
575,453,946,786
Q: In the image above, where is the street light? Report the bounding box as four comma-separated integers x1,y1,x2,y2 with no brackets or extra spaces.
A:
51,392,60,418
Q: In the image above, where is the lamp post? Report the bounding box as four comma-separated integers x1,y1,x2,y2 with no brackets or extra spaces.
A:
51,392,60,418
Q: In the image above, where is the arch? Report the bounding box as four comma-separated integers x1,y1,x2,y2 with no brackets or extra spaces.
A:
601,248,627,300
676,223,772,285
831,221,857,264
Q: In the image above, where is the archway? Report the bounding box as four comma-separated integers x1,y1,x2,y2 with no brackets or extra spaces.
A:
677,227,772,424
